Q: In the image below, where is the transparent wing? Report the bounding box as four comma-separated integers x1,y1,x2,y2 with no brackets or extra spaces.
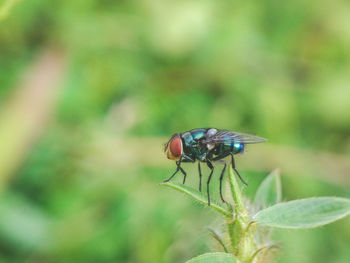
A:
204,130,267,144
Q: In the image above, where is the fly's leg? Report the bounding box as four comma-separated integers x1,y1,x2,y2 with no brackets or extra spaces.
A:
206,160,214,206
179,154,195,184
219,162,227,203
212,152,230,162
164,155,193,184
198,162,202,192
163,156,183,182
163,162,180,182
179,167,187,184
231,154,247,186
213,159,228,203
182,155,195,162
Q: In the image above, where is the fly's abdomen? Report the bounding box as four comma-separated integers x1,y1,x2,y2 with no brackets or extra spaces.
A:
217,141,245,155
232,142,244,154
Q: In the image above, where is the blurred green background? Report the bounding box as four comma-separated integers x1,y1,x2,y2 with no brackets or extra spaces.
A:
1,0,350,262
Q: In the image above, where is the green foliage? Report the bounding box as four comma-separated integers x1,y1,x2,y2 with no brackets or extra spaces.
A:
0,193,51,250
254,169,282,209
254,197,350,229
0,0,22,21
162,167,350,262
186,253,236,263
206,227,229,253
1,0,350,262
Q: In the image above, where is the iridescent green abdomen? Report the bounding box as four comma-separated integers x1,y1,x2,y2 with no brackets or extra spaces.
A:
221,141,244,154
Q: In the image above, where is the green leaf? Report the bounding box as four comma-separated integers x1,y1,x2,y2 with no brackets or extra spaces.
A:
253,197,350,229
186,252,236,263
160,182,231,217
227,166,246,217
254,169,282,209
207,227,229,253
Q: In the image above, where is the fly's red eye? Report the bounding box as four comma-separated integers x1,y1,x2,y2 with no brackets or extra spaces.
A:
169,137,182,157
164,134,183,161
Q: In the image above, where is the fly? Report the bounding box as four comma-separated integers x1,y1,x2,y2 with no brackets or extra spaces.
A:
163,128,266,205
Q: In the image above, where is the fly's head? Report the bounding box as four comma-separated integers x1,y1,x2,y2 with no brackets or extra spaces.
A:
164,133,183,161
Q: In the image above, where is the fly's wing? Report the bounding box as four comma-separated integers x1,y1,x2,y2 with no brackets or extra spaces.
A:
204,130,267,144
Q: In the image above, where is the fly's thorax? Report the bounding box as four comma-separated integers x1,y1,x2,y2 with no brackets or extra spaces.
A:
206,143,215,150
164,133,183,161
206,128,217,137
181,130,208,161
182,132,194,147
198,153,207,161
189,129,207,141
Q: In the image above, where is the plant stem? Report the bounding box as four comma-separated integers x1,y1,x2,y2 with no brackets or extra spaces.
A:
227,166,256,263
228,166,247,219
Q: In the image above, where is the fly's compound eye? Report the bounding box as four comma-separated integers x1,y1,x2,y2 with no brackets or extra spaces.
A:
165,134,183,161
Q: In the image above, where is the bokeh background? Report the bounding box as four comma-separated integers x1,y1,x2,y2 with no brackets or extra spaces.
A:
1,0,350,262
